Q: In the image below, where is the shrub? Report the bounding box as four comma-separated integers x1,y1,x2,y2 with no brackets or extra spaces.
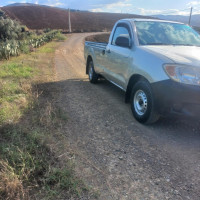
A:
0,30,59,60
0,40,20,60
0,16,25,41
19,43,30,54
55,32,66,41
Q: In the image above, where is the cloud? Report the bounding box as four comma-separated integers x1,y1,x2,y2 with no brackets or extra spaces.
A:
136,8,163,15
8,0,26,3
91,0,133,13
49,1,64,7
91,5,191,16
137,8,200,16
90,0,200,15
91,8,104,12
187,1,200,7
105,1,132,9
186,1,200,14
91,3,200,16
46,0,65,7
89,0,194,15
2,0,200,16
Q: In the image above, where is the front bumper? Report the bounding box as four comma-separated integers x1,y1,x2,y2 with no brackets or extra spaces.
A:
151,80,200,118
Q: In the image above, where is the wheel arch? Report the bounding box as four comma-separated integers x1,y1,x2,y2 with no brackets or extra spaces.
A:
86,55,93,74
125,74,150,103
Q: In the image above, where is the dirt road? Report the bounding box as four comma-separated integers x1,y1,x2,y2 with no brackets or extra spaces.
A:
54,33,200,200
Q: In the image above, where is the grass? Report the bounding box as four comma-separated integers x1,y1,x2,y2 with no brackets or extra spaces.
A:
44,168,88,198
0,127,49,182
20,43,31,54
37,38,63,53
55,32,67,41
0,160,25,200
38,47,55,53
0,36,93,199
0,63,33,79
0,63,32,125
0,125,87,199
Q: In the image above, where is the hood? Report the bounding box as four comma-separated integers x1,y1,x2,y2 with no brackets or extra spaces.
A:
142,45,200,67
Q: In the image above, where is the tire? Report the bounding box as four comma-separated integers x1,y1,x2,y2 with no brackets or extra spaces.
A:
88,61,98,83
130,80,160,124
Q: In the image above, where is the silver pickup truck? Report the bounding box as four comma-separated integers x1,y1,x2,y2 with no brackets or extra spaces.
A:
84,19,200,124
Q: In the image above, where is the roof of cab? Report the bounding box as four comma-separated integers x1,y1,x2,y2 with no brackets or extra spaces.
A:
120,18,184,24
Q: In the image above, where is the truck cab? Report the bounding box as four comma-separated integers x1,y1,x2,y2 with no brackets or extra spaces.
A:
85,19,200,124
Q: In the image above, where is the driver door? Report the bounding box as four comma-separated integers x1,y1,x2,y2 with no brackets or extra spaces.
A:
104,23,133,90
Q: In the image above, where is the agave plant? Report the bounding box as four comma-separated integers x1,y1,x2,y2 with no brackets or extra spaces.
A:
0,30,59,60
0,41,11,60
10,40,20,56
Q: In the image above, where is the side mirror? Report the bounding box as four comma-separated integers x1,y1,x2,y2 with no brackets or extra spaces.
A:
115,36,131,48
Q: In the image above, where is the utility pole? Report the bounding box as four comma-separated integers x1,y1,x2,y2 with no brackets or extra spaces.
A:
189,7,193,25
68,8,72,32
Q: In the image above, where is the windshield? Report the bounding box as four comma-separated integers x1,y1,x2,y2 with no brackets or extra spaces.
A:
135,21,200,46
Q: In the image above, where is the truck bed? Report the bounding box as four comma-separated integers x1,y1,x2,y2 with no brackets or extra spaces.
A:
85,41,107,50
84,41,107,63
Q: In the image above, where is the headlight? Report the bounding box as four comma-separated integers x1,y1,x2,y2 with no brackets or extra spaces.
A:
163,64,200,86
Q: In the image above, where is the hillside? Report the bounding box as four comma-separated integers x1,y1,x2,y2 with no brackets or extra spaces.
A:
4,3,40,7
152,14,200,27
1,5,151,31
4,3,84,12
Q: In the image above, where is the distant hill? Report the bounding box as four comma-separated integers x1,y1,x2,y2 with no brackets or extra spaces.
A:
152,14,200,27
1,4,152,31
4,3,85,12
5,3,39,7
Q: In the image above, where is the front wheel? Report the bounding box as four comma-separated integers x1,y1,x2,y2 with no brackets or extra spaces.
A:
88,61,98,83
130,80,160,124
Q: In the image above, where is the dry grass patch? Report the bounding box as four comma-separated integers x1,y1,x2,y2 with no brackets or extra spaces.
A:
0,38,94,199
0,160,26,200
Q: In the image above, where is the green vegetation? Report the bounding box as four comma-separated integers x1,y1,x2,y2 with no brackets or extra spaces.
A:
0,30,59,60
0,15,26,41
0,63,33,79
0,63,33,125
0,38,91,199
0,10,66,60
38,46,55,53
0,128,48,199
0,126,87,200
45,167,88,197
0,9,87,200
55,32,67,41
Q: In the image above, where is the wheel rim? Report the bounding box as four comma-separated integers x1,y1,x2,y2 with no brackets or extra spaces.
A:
133,90,148,116
89,64,93,80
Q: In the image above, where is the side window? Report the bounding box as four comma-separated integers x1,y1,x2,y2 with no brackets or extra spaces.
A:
112,24,131,47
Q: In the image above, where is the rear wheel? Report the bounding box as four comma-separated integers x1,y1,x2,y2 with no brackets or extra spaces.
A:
130,80,160,124
88,61,98,83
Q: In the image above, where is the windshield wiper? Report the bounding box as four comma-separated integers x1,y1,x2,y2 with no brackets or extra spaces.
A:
172,44,200,47
147,43,200,47
147,43,171,45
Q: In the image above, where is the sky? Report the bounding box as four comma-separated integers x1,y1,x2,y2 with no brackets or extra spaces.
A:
1,0,200,15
